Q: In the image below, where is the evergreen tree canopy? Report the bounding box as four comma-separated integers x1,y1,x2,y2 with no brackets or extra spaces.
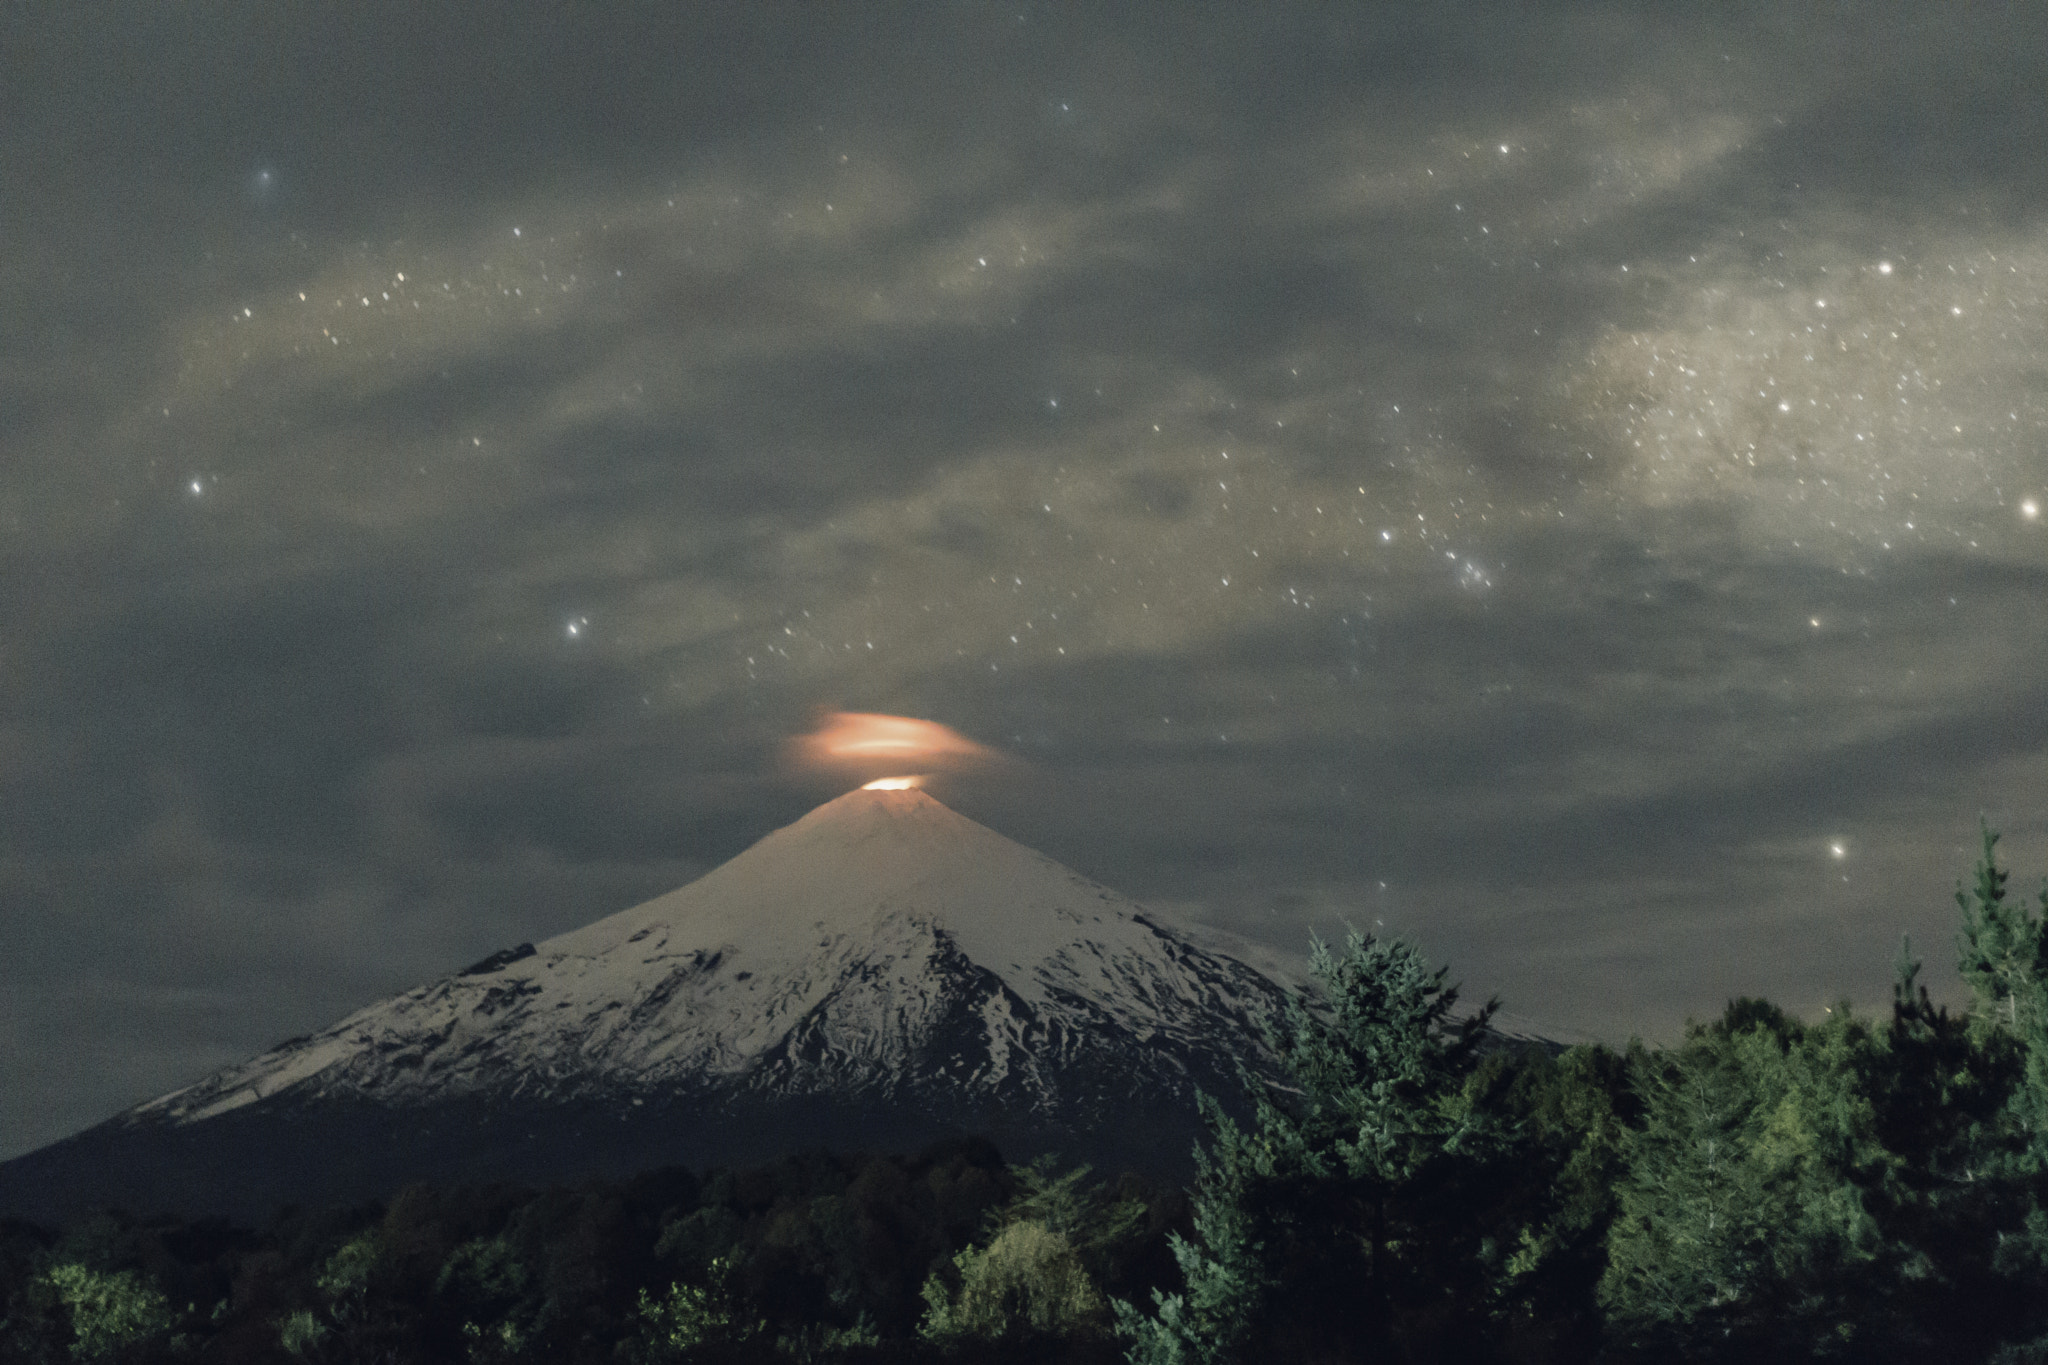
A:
1118,930,1509,1365
1955,821,2048,1156
1598,899,2047,1365
1597,1000,1899,1361
1956,822,2048,1039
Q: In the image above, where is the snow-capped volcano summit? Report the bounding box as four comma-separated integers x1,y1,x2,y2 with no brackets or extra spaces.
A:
0,788,1294,1223
136,787,1290,1129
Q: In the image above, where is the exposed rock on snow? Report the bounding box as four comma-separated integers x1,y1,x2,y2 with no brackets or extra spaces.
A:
133,788,1286,1128
1,788,1294,1221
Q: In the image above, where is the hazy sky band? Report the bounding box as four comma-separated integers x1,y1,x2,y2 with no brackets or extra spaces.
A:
3,0,2047,1160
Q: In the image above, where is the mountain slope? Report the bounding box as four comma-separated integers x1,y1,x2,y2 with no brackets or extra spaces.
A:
0,788,1294,1224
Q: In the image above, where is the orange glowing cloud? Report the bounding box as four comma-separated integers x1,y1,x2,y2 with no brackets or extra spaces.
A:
860,775,925,790
787,712,1002,786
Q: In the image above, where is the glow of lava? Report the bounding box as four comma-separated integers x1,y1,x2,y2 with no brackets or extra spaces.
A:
798,712,996,766
861,776,925,790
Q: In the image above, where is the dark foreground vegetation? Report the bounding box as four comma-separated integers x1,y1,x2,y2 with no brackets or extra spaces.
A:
12,824,2048,1363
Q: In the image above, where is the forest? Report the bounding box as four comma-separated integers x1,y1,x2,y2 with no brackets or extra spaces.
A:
9,823,2048,1365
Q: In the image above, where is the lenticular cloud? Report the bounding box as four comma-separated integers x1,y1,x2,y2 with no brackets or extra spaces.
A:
786,711,1003,785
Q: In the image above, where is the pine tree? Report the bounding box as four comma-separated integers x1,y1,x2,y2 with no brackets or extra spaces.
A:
1598,866,2048,1365
1112,1091,1277,1365
1467,1041,1634,1361
1597,1000,1901,1361
1946,823,2048,1349
1955,822,2048,1142
1875,935,2034,1363
1117,930,1502,1364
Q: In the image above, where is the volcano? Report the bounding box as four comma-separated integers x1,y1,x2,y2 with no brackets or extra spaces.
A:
0,787,1295,1224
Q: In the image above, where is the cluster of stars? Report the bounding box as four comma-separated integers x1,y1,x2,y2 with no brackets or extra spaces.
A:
1573,242,2047,563
135,84,2048,777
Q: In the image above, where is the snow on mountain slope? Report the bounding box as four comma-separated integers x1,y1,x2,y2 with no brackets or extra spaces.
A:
126,788,1291,1133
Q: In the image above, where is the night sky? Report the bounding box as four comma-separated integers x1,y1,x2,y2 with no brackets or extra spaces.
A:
8,0,2048,1162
